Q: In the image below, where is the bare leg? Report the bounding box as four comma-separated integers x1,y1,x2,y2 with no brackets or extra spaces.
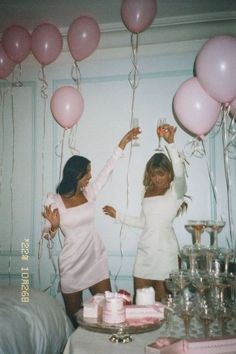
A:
62,291,83,329
89,278,111,295
154,280,168,302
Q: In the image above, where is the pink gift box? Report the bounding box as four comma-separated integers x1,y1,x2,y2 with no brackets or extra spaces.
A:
183,336,236,354
145,337,181,354
145,336,236,354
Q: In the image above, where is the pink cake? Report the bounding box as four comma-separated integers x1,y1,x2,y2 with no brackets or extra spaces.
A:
102,293,125,324
83,293,104,319
125,303,165,326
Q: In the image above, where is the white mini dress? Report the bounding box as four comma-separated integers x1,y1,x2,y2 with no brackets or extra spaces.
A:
116,143,187,280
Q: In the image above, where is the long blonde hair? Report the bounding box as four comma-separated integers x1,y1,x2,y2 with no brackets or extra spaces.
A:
143,152,187,215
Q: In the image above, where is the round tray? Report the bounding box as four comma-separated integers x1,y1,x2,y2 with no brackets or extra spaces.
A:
76,309,164,334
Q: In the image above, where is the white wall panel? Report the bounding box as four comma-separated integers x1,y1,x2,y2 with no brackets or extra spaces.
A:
1,17,236,300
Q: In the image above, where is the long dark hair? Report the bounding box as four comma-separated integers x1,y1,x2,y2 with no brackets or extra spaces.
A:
56,155,90,197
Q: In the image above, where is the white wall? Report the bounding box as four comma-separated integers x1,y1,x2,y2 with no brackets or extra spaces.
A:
1,15,236,301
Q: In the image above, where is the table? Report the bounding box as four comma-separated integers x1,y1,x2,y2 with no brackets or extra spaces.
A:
62,315,236,354
63,325,166,354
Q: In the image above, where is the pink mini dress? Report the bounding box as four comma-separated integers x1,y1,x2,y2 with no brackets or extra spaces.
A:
43,147,123,293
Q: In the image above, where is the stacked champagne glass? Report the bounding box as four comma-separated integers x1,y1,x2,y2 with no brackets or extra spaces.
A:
164,220,236,338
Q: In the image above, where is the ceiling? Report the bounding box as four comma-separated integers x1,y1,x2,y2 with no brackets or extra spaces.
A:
0,0,235,34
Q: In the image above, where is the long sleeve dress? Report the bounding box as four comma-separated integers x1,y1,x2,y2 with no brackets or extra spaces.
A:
116,143,187,280
43,147,123,294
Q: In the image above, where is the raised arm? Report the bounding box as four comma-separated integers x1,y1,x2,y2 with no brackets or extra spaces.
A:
159,124,187,198
85,128,140,199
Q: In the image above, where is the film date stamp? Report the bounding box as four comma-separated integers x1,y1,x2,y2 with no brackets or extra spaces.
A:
21,238,30,303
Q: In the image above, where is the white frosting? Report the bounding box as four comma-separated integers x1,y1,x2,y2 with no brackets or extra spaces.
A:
83,293,104,319
103,293,125,324
136,287,155,305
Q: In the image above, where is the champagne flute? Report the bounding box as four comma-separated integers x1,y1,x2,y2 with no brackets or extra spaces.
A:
155,118,166,151
205,220,225,250
131,117,140,147
199,305,214,337
185,220,207,250
192,275,210,305
176,300,195,338
218,305,231,336
171,270,190,303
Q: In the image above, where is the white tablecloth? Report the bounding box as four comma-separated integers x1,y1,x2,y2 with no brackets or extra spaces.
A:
63,326,165,354
63,316,236,354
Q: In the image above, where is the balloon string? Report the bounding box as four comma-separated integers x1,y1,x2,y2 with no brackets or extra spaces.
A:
114,33,140,291
8,90,15,285
41,87,47,210
38,66,48,100
224,106,236,157
59,129,66,183
38,234,59,295
38,87,48,288
71,61,81,90
12,64,23,87
184,137,218,216
38,128,65,289
0,89,6,208
200,139,218,210
68,124,80,155
128,33,140,125
184,137,205,158
222,107,235,258
209,104,224,140
58,130,66,250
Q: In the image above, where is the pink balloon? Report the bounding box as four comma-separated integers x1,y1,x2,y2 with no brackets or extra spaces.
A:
121,0,157,33
0,42,15,79
31,23,62,66
2,25,31,63
196,35,236,104
173,77,221,136
67,16,100,61
50,86,84,129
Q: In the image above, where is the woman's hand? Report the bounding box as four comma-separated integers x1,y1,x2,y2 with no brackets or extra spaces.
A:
42,204,60,230
118,127,141,150
103,205,117,219
157,124,176,144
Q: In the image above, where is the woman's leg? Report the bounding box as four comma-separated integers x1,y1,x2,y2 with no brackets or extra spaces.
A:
89,278,111,295
154,280,168,302
62,290,83,329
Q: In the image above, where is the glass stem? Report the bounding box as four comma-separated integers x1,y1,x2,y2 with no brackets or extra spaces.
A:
195,230,201,248
189,254,196,274
184,318,190,338
213,231,218,249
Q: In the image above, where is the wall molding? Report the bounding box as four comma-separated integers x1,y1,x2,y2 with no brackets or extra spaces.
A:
59,11,236,51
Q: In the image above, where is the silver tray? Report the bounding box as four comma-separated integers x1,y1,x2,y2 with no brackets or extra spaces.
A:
76,308,164,334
